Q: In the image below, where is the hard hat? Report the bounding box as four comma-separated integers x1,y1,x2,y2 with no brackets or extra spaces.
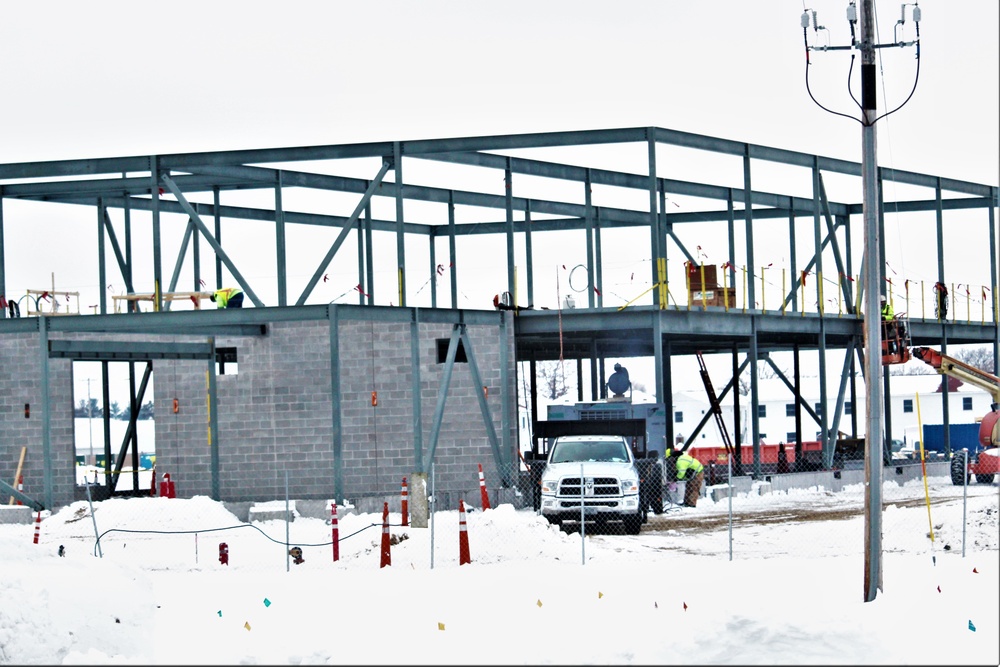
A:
880,295,886,302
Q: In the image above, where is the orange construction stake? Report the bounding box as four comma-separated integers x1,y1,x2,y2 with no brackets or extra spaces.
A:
400,477,409,527
331,502,340,562
458,499,471,565
379,502,391,568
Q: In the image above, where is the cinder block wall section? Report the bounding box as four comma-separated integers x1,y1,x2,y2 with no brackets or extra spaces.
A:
0,333,75,507
0,311,516,510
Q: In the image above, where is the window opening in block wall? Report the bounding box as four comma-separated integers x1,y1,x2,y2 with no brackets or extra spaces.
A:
216,347,238,375
435,338,467,364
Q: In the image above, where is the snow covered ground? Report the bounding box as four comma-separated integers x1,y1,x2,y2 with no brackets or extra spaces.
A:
1,475,997,665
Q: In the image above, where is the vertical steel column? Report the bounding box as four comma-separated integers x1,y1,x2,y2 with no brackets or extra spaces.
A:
448,192,458,308
818,320,830,468
101,361,111,493
933,179,951,455
732,342,743,475
529,356,538,429
97,198,107,314
128,362,139,492
410,309,423,471
812,159,825,314
505,159,516,304
524,201,534,309
595,209,604,309
647,129,662,307
124,185,134,309
208,337,220,500
192,208,201,294
850,341,859,438
500,311,512,478
150,156,163,312
394,142,406,306
749,321,761,477
990,199,999,371
584,169,595,309
727,190,736,294
589,340,598,401
788,196,798,312
660,184,670,298
843,213,854,312
328,305,344,501
365,197,375,305
275,170,287,307
653,312,664,401
39,316,53,508
663,338,673,453
793,344,803,470
0,189,5,318
429,235,437,308
212,186,222,290
356,200,366,305
743,147,756,309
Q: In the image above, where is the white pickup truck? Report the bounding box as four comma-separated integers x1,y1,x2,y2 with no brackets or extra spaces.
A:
535,434,646,534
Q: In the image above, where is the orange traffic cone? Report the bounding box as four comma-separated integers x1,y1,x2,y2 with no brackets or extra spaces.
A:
477,463,491,510
458,499,471,565
379,502,391,568
401,477,409,527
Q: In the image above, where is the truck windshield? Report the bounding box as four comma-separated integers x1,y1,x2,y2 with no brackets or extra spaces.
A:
550,440,629,463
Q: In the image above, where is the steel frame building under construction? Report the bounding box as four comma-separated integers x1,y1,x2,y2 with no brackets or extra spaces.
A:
0,126,997,511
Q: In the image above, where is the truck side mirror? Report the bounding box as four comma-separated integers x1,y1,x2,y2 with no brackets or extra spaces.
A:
523,451,535,462
647,450,659,459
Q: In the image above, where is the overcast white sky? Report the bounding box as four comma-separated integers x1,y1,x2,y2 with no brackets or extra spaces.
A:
0,1,995,178
2,1,997,397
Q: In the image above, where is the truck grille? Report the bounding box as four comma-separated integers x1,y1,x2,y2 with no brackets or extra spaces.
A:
558,477,621,497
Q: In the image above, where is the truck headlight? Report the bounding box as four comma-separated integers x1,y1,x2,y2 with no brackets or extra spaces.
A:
541,480,556,494
622,478,638,494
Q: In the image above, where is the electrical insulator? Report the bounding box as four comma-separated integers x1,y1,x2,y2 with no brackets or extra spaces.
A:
912,6,921,23
801,11,810,28
847,3,857,23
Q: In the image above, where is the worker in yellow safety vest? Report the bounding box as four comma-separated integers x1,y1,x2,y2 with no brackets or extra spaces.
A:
666,448,705,507
210,287,244,309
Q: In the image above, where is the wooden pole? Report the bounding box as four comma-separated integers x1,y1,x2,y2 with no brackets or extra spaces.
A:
9,446,26,504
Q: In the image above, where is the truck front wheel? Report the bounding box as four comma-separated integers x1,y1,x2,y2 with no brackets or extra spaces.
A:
623,513,642,535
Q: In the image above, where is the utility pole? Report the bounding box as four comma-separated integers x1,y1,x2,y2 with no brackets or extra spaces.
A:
801,1,921,602
859,0,883,605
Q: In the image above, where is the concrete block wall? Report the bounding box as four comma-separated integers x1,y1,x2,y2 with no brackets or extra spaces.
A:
0,332,76,507
0,311,517,510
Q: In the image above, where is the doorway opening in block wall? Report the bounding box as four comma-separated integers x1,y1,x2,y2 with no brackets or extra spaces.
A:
72,360,156,497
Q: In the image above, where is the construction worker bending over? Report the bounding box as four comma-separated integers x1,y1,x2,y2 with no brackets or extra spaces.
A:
210,287,244,309
677,451,705,506
666,449,705,507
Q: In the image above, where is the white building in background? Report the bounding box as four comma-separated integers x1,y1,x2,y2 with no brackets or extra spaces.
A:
519,373,993,452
